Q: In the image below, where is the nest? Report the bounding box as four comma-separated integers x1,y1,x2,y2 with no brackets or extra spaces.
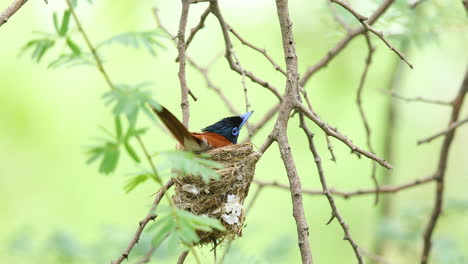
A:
172,143,259,244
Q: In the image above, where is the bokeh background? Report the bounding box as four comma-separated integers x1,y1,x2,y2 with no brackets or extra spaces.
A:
0,0,467,263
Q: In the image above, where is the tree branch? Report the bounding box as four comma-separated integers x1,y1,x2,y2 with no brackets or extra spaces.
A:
300,0,396,87
417,115,468,145
254,174,437,199
177,0,191,127
356,32,379,204
228,24,286,75
272,0,313,262
421,68,468,264
329,0,413,69
0,0,28,27
299,114,363,263
209,0,283,101
112,180,174,264
297,102,393,169
380,89,452,106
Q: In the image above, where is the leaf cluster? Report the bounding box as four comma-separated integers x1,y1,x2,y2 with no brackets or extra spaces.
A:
150,207,225,249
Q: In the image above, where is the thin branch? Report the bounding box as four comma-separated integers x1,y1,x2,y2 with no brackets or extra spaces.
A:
227,24,287,75
330,0,413,69
299,114,363,263
380,89,452,106
356,32,379,205
136,245,156,264
297,102,393,169
112,180,174,264
359,247,393,264
325,135,337,162
409,0,428,8
0,0,28,27
300,0,396,87
327,0,352,33
209,0,283,101
417,115,468,145
153,8,197,101
177,250,190,264
66,0,114,90
230,48,251,113
421,68,468,264
244,103,281,141
178,6,211,59
254,174,437,199
176,0,191,127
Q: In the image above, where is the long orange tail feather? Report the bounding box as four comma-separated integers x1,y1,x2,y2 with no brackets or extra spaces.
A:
150,106,202,150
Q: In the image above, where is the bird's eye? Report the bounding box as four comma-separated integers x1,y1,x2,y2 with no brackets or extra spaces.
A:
231,127,239,136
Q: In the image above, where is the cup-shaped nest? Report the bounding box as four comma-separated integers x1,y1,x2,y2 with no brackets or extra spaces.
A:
172,143,259,244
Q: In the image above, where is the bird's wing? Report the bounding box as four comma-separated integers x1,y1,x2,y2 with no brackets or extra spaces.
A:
192,132,233,148
151,106,203,151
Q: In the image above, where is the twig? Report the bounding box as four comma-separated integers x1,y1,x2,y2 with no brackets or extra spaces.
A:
300,0,396,87
228,24,286,75
297,102,393,169
244,104,281,141
330,0,413,69
356,32,379,205
230,49,251,113
299,114,363,263
380,89,452,106
359,247,393,264
421,68,468,264
177,250,190,264
66,0,114,90
209,0,283,101
254,174,437,199
0,0,28,27
178,6,210,60
176,0,191,127
112,180,174,264
417,115,468,145
153,8,197,101
325,135,337,162
409,0,428,8
136,245,156,264
327,0,352,33
191,0,212,3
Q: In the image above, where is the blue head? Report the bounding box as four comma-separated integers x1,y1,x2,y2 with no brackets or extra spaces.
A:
202,111,254,144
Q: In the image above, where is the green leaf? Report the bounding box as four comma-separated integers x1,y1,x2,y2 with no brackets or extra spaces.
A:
124,173,149,193
48,52,94,69
59,10,71,36
98,30,168,57
124,141,140,163
102,82,159,128
177,209,225,231
99,143,119,174
21,38,55,63
66,37,81,54
53,13,60,34
160,151,222,183
151,216,175,247
115,116,122,141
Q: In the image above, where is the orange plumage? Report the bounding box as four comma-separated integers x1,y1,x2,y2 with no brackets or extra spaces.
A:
151,105,253,151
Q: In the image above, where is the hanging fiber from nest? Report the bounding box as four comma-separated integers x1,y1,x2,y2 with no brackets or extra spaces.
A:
172,143,260,245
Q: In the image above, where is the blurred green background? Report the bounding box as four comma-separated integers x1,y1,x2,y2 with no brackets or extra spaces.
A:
0,0,467,263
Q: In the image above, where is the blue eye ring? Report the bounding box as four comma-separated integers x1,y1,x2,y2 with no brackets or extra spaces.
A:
231,127,239,136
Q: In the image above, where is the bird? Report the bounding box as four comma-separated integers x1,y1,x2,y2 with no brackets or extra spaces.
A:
151,105,253,151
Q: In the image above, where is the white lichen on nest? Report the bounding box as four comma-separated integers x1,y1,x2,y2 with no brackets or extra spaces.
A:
172,143,259,244
222,194,243,225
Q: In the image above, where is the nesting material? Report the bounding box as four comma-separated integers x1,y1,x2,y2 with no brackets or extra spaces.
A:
172,143,259,244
